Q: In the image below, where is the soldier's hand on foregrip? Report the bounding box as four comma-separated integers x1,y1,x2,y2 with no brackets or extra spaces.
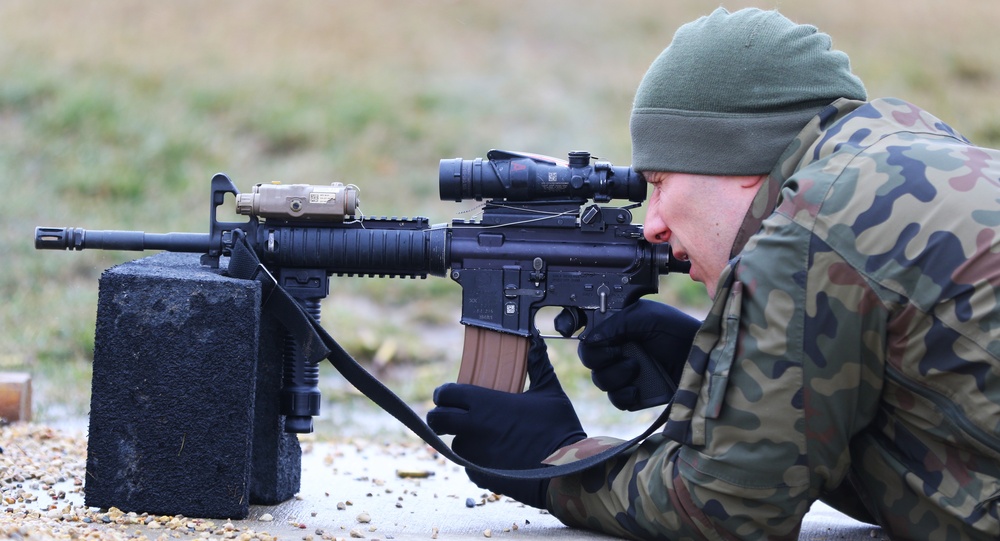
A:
578,300,701,411
427,335,586,509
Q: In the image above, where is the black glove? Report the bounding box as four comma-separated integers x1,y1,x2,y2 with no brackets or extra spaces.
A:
579,300,700,411
426,335,585,508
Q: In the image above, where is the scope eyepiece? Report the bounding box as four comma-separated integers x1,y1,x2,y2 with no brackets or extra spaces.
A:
439,150,645,203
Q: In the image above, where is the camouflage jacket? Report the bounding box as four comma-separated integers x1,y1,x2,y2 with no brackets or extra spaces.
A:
544,98,1000,540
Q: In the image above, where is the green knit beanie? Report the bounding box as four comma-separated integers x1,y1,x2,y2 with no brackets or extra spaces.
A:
631,8,867,175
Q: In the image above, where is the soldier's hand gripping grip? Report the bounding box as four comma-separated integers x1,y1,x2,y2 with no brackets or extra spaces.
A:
578,300,701,411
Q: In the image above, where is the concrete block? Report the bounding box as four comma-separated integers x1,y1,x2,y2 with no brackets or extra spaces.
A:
86,252,300,519
0,372,31,423
249,310,302,505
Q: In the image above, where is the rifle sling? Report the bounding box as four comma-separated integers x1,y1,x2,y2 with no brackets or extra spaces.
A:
229,234,669,481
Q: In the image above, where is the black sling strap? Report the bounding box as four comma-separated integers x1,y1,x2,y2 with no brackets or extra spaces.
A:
228,234,670,480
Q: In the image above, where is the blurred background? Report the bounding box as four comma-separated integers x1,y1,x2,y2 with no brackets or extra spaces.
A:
3,0,999,435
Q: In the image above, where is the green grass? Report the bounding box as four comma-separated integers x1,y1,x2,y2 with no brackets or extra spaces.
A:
2,0,999,427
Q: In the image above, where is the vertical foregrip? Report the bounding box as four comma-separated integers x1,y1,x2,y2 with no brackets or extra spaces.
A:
280,298,323,434
456,327,530,393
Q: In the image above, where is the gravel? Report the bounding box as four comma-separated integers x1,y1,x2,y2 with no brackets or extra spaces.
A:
0,423,570,541
0,423,283,540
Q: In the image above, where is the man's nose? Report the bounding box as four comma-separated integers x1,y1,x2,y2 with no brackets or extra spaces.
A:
643,212,669,244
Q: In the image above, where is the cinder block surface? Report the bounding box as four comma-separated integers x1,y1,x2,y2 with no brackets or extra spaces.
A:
86,252,300,518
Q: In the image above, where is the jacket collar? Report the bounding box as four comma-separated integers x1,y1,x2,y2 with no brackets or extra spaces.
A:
727,98,866,259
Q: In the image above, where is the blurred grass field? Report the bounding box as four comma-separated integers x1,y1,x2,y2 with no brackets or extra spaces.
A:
2,0,1000,426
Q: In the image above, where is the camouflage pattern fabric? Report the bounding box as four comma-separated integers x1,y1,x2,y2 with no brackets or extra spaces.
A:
544,98,1000,540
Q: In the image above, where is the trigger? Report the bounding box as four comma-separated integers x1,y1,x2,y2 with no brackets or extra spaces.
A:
553,307,585,338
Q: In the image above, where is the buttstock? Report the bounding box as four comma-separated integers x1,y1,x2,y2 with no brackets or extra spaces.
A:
456,326,530,393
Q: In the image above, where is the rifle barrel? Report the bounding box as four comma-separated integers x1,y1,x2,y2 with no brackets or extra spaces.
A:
35,227,211,253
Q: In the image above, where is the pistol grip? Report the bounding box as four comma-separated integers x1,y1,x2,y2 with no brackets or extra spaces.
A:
456,326,530,393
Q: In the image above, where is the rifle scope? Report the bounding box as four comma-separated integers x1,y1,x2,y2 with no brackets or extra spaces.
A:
439,150,645,203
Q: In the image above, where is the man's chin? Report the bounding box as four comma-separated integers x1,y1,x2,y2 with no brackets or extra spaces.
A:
688,265,700,285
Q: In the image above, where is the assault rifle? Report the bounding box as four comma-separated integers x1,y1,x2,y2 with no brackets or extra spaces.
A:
35,150,690,433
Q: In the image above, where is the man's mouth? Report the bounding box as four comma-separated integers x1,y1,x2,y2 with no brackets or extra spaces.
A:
674,250,698,280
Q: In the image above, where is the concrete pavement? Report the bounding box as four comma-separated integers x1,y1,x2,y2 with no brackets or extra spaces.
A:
7,423,885,540
251,437,886,540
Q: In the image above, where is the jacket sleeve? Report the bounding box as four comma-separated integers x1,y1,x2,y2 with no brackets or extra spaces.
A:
544,209,887,540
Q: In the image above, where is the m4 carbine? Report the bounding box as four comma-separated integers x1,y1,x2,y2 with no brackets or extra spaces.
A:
35,150,690,433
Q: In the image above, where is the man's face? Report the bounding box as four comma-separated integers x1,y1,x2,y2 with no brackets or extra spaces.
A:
642,171,762,298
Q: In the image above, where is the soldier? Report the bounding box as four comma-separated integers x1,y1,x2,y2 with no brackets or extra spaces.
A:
428,8,1000,540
